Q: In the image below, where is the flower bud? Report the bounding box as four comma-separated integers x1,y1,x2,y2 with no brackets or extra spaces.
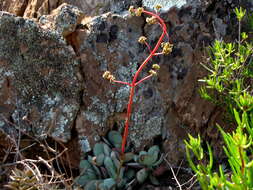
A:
161,42,173,55
146,16,157,25
152,64,160,70
128,6,135,16
138,36,147,44
149,69,157,76
108,75,115,82
135,7,144,16
155,4,162,11
103,71,115,82
103,71,111,79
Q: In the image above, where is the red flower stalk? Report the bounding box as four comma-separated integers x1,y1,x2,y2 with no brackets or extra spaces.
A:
103,6,172,154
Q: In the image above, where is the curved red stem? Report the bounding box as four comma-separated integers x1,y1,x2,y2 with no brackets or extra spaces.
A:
121,9,168,154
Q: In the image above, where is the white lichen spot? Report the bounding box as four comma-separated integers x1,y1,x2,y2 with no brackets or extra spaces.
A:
84,96,110,127
44,108,56,121
0,120,5,127
115,85,130,112
130,115,162,149
84,111,101,125
4,71,14,77
142,0,187,12
43,94,61,106
51,103,77,142
79,137,91,152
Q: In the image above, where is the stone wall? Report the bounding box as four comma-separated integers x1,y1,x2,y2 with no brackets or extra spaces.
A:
0,0,251,164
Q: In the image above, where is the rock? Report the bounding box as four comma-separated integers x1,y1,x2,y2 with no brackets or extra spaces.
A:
0,0,28,16
74,11,148,152
39,3,85,37
142,0,187,11
0,0,251,166
72,0,237,163
73,4,216,155
213,18,227,39
1,0,142,18
0,11,81,142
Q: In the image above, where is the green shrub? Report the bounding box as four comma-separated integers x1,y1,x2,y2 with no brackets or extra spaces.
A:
185,7,253,190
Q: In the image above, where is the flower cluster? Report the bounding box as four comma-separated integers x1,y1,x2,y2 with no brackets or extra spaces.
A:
161,42,173,55
146,16,157,25
138,36,147,44
148,64,160,76
102,6,172,154
155,4,162,11
102,71,115,82
129,6,144,17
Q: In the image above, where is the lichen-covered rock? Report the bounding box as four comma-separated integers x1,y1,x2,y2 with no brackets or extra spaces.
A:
39,3,84,37
75,11,149,152
73,11,168,150
142,0,187,11
73,4,217,155
0,11,81,142
0,0,28,16
1,0,251,165
73,0,242,163
0,0,142,18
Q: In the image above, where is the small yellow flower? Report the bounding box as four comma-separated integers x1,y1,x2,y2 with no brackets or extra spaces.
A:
103,71,111,79
138,36,147,44
161,42,173,55
128,6,135,16
102,71,115,82
149,69,157,76
152,64,160,70
135,7,144,16
146,16,157,25
155,4,162,11
108,75,115,82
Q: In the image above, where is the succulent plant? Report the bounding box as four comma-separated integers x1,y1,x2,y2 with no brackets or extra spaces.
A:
5,168,61,190
5,168,38,190
135,145,163,185
75,130,164,190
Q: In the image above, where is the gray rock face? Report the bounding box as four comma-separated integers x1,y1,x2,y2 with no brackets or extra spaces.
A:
39,3,85,37
0,0,251,165
0,11,81,142
142,0,187,11
75,12,158,152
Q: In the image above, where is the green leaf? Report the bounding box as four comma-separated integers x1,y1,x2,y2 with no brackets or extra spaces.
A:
108,131,122,148
84,180,100,190
136,168,149,183
104,156,117,179
93,143,104,157
123,152,135,163
103,143,112,156
125,169,135,180
96,153,105,166
234,7,246,21
110,151,121,170
76,175,94,187
234,109,241,126
100,178,116,190
149,174,159,185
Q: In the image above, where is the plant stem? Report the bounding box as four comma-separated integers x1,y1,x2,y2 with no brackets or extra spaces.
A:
121,10,168,154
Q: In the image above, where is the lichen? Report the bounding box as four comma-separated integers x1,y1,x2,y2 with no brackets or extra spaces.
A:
79,136,91,153
115,86,130,112
84,97,112,127
0,12,81,142
142,0,187,12
0,120,5,127
130,115,163,148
